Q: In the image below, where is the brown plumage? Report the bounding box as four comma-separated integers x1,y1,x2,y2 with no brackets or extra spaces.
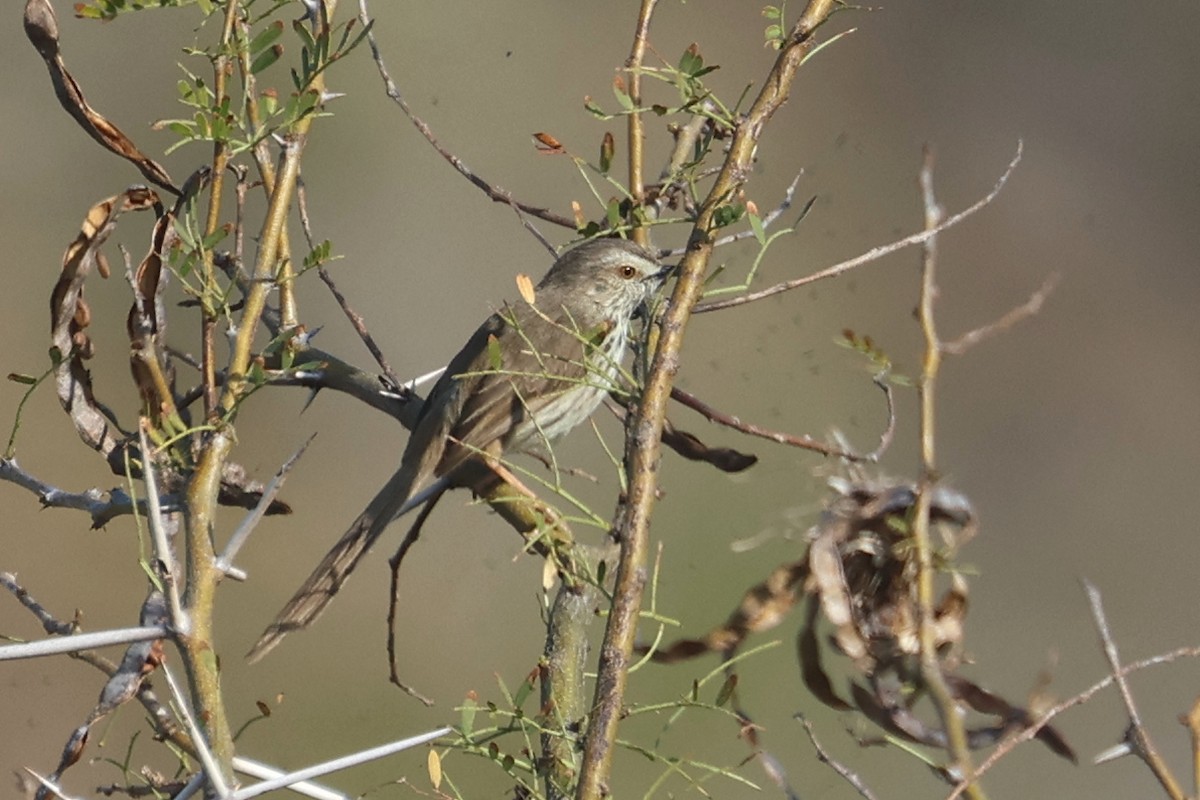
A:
247,238,665,662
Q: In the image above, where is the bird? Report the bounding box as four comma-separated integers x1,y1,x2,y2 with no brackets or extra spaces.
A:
247,237,668,661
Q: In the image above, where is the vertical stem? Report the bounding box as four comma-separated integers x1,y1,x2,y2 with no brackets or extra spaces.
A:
220,134,305,412
574,5,835,799
914,147,986,800
624,0,657,247
179,430,237,783
540,556,606,800
199,0,242,419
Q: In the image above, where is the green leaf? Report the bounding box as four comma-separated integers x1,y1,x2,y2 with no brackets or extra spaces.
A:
250,45,282,75
583,97,607,118
678,45,703,77
605,199,622,229
460,698,476,739
612,82,634,112
599,131,614,175
714,673,738,707
248,20,285,54
303,240,333,268
513,676,534,709
749,212,766,245
487,335,502,371
763,5,781,20
713,203,746,229
7,373,38,385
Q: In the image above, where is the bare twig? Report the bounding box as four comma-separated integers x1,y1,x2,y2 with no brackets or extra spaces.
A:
0,458,146,527
161,665,230,798
228,727,452,800
798,716,880,800
1084,580,1186,800
624,0,658,249
216,435,316,575
1184,696,1200,798
140,422,187,630
941,273,1059,355
356,0,575,230
694,142,1024,314
297,177,404,389
913,147,986,798
385,494,441,707
669,382,893,461
945,643,1200,799
0,626,167,661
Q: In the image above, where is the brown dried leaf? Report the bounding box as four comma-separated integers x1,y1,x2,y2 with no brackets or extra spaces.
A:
24,0,178,194
661,420,757,472
532,131,564,154
638,638,709,664
51,188,160,470
798,596,852,710
647,561,807,663
945,674,1077,762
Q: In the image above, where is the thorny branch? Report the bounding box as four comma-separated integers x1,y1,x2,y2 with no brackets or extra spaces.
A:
1084,580,1186,800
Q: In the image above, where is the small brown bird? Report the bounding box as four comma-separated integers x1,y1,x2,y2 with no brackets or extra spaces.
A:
248,238,667,661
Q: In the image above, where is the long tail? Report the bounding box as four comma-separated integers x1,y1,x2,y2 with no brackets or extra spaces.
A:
246,466,418,663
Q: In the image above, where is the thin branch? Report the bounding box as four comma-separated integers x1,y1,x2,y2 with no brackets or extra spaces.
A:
231,756,351,800
140,422,188,632
356,0,575,229
0,457,146,527
941,273,1059,355
798,716,880,800
161,665,230,798
669,383,892,461
386,495,441,707
913,146,986,799
0,626,168,661
216,435,315,575
228,727,452,799
296,176,404,389
694,141,1023,314
624,0,658,248
1184,696,1200,799
1084,579,1186,800
945,643,1200,800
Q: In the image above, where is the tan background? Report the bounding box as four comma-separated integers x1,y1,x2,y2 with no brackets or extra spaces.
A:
3,1,1199,798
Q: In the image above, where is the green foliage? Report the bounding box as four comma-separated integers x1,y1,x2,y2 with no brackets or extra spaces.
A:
762,3,788,49
74,0,212,22
839,329,914,386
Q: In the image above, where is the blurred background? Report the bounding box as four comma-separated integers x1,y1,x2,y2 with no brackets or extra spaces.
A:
3,1,1198,798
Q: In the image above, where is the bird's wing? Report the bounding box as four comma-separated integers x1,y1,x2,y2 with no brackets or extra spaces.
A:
431,303,598,476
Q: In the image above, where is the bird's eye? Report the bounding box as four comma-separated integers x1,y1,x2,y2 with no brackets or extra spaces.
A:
618,264,638,279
